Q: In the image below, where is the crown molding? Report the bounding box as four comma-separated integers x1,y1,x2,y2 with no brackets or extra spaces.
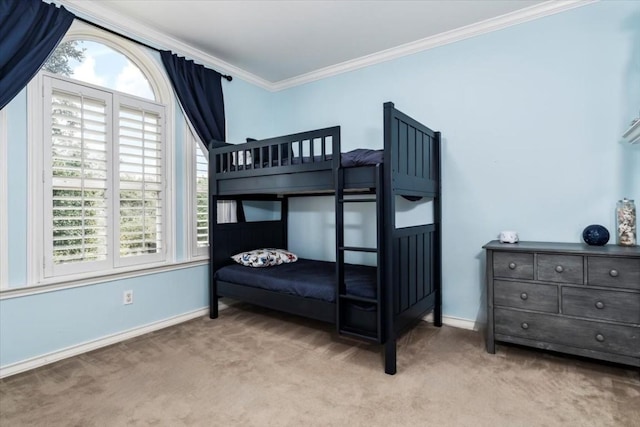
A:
55,0,596,93
271,0,597,91
54,0,273,90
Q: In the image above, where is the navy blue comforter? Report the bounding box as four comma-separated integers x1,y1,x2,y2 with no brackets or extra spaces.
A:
215,258,376,302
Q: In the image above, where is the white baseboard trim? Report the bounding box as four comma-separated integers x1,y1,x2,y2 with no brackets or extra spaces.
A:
2,303,475,379
423,313,479,331
0,306,216,379
443,315,480,331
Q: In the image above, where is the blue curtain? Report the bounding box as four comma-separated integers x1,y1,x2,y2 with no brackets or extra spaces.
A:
159,51,243,220
160,51,226,150
0,0,75,110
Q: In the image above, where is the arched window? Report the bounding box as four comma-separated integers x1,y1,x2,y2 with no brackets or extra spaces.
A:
44,40,155,100
29,23,174,282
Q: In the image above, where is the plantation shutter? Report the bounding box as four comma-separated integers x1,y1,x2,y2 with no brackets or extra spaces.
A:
195,143,209,248
45,78,112,276
42,73,168,278
116,97,165,263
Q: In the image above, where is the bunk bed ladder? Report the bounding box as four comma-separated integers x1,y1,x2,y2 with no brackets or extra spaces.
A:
335,165,383,343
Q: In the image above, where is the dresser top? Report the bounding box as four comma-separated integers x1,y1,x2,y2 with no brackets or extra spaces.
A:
483,240,640,257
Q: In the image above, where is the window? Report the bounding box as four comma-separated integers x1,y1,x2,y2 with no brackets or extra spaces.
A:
186,129,237,259
28,24,174,284
44,79,112,274
43,75,166,277
186,128,209,259
195,142,209,253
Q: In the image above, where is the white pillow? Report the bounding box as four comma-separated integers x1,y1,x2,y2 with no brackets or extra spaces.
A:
231,248,298,267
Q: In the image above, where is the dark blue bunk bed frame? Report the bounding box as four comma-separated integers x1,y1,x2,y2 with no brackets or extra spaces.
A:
208,102,442,374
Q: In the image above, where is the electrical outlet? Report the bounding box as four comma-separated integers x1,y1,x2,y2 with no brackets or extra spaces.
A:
123,290,133,305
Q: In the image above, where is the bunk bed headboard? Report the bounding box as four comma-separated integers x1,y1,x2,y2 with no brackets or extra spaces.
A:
211,220,288,272
382,102,442,339
210,197,288,272
383,102,440,199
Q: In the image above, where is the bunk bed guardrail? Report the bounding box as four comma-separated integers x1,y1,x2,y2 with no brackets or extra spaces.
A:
209,126,340,194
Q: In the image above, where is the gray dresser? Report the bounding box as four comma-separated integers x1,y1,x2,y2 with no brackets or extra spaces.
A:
484,241,640,367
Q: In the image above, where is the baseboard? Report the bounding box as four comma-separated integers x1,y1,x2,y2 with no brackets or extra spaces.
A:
0,306,216,379
423,313,479,331
2,303,473,378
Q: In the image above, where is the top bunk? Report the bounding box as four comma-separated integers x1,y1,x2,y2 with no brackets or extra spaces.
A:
210,102,440,197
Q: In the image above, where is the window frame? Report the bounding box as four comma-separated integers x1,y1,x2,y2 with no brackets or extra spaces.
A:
27,21,176,286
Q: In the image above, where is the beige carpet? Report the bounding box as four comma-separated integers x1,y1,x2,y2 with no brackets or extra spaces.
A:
1,304,638,426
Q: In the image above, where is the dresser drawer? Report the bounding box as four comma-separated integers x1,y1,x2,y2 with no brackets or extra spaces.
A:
493,252,534,280
537,254,583,284
562,287,640,324
494,308,640,358
494,280,558,313
587,257,640,290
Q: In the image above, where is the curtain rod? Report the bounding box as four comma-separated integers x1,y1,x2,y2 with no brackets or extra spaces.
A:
74,15,233,82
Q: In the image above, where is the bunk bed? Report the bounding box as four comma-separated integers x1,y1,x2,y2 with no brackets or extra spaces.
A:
208,102,442,375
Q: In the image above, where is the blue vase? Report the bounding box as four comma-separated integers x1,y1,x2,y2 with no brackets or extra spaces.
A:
582,225,610,246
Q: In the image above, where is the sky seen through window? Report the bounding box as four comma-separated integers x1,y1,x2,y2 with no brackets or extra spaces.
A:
62,40,155,100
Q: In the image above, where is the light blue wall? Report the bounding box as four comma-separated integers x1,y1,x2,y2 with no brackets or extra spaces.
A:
278,1,640,321
0,266,208,365
6,88,28,286
2,0,639,369
224,77,277,143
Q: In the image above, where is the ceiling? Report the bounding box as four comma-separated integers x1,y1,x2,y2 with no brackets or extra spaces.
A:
59,0,588,90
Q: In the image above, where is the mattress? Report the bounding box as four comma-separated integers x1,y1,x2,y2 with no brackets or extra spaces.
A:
215,258,376,302
226,148,383,170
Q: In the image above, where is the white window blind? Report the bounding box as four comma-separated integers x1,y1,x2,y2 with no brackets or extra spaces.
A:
117,101,164,262
42,76,166,277
195,143,209,249
45,80,112,276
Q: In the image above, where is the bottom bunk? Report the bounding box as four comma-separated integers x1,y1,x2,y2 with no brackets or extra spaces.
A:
217,259,376,304
210,219,440,375
215,258,378,329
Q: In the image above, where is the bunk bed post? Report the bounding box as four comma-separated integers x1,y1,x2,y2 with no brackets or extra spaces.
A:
333,130,344,334
210,248,219,320
384,340,397,375
433,131,443,327
382,102,397,374
334,168,344,333
209,147,219,319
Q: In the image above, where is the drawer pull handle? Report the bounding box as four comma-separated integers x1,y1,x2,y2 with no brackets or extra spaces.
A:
595,333,605,342
595,301,605,309
521,322,529,330
508,262,517,270
609,269,619,278
555,265,564,273
520,292,528,300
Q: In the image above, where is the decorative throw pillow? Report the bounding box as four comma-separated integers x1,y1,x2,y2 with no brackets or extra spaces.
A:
231,248,298,267
269,248,298,265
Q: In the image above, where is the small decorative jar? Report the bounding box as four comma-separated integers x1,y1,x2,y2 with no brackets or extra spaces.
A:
616,198,636,246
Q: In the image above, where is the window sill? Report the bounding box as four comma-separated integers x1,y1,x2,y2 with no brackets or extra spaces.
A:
0,259,209,300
